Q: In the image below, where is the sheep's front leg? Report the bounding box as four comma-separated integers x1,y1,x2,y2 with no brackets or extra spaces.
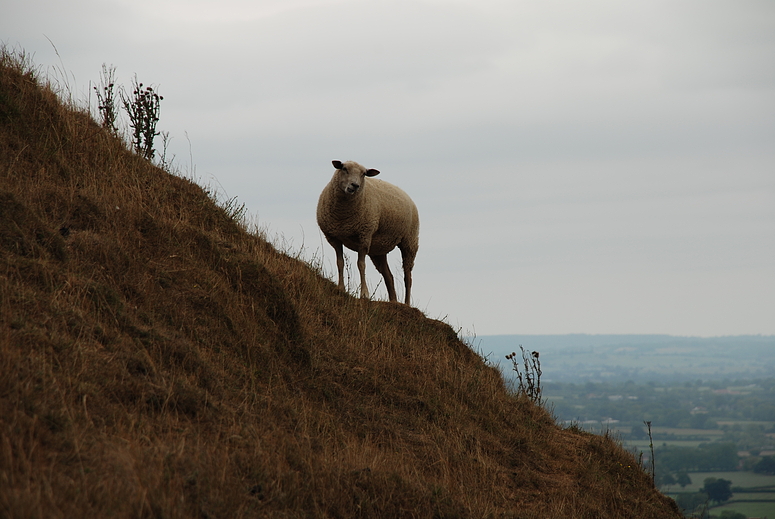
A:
333,241,345,289
357,249,369,299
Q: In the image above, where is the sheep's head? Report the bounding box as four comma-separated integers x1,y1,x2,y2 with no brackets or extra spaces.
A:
332,160,379,196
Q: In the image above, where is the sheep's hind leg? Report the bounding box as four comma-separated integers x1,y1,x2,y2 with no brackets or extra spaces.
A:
370,254,397,302
399,245,416,305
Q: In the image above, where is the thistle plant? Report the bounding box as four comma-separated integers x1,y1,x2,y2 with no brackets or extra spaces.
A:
123,76,163,160
506,346,542,405
93,64,118,134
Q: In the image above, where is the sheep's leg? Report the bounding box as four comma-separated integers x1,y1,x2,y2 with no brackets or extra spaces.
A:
400,245,416,305
357,249,370,299
371,254,397,302
332,241,345,289
403,267,413,305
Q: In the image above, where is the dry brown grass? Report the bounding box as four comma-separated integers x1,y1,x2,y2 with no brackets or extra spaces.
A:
0,47,682,518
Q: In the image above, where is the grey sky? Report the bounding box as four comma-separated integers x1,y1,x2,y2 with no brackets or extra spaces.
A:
4,0,774,335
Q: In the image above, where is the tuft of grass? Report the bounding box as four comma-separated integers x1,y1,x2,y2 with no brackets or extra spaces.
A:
0,46,683,519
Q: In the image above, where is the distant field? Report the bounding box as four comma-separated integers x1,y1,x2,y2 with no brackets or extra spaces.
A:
664,471,775,493
628,440,706,450
614,425,723,436
729,492,775,500
624,426,727,451
665,473,775,518
716,420,774,428
712,501,775,518
650,427,725,437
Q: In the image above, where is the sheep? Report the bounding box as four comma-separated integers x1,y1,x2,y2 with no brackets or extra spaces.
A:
317,160,419,305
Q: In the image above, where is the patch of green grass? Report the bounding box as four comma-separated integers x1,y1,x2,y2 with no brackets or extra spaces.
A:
629,440,707,449
712,500,775,518
650,427,725,437
664,471,775,493
728,491,775,500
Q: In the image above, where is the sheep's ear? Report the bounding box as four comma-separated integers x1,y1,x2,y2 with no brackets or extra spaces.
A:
332,160,344,170
365,169,380,177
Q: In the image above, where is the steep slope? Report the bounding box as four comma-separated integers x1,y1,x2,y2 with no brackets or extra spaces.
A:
0,50,682,518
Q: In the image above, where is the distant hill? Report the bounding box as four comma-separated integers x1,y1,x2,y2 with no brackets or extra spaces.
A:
0,48,681,518
476,334,775,383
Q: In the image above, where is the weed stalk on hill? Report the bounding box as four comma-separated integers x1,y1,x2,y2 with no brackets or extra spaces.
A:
122,75,163,160
159,130,172,170
93,64,119,134
644,420,656,487
507,346,542,405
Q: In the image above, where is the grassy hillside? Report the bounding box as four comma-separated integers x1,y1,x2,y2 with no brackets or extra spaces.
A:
0,49,682,518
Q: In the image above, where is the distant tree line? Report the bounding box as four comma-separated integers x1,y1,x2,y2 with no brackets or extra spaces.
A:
656,442,738,473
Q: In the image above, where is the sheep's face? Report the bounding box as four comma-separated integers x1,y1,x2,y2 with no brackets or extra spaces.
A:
332,160,379,196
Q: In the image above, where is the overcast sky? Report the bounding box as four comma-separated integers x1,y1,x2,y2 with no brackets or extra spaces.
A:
4,0,774,336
